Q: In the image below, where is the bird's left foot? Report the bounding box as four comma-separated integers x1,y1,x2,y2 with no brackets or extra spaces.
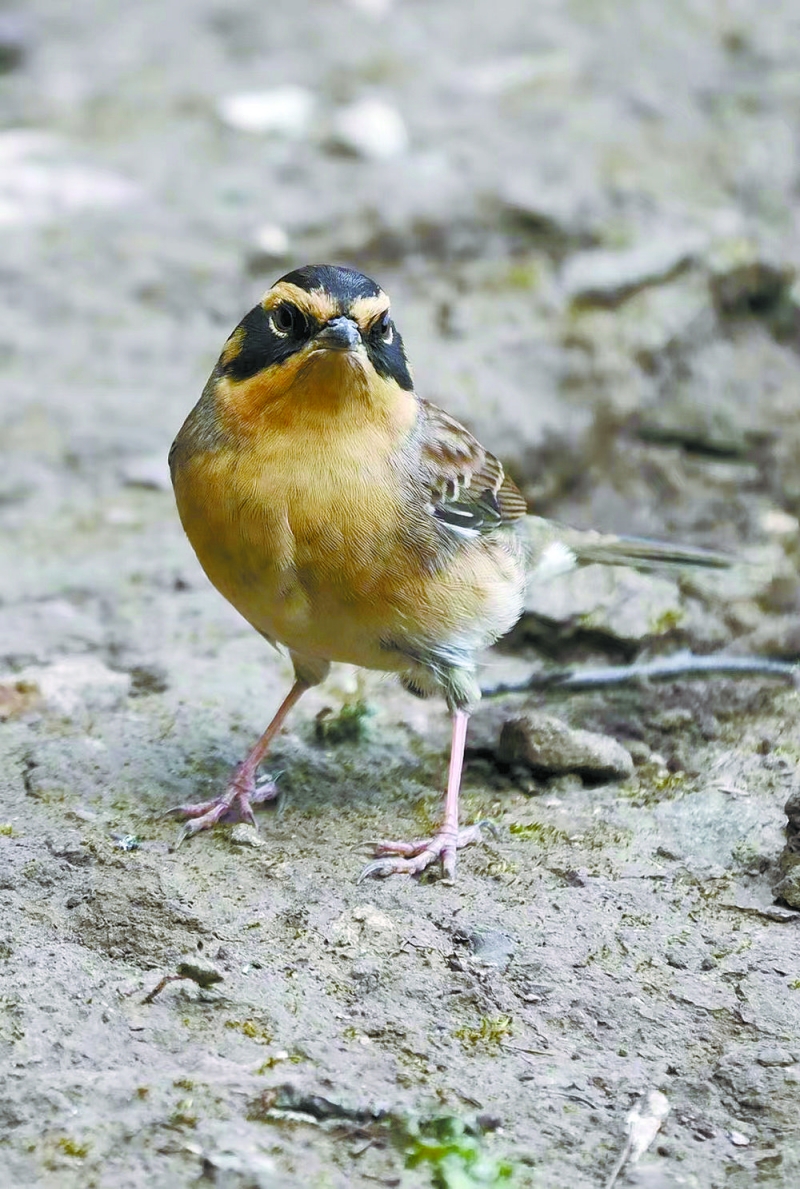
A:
357,824,482,882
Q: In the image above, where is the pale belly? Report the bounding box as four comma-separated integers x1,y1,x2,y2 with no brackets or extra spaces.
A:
179,502,523,679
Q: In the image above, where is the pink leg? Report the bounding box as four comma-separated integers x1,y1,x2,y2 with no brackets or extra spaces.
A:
166,679,308,842
358,709,480,882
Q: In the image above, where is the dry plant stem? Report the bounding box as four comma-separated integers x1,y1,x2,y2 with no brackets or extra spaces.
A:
359,708,480,880
142,974,185,1004
604,1135,633,1189
168,678,308,839
482,651,799,697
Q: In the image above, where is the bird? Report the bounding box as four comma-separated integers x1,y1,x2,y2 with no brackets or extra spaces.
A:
168,263,729,881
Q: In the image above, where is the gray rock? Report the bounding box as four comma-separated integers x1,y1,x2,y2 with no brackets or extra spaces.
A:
500,173,603,244
625,1169,690,1189
772,791,800,906
9,658,131,719
715,1044,800,1128
0,598,106,665
755,1047,794,1067
497,712,634,781
707,237,795,318
652,788,782,872
523,563,685,646
199,1133,276,1189
0,131,137,228
561,234,706,306
773,859,800,910
0,13,32,73
670,973,737,1013
176,958,224,989
120,453,172,491
638,328,800,456
466,929,517,970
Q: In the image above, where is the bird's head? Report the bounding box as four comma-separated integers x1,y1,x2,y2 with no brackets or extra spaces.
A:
212,264,414,425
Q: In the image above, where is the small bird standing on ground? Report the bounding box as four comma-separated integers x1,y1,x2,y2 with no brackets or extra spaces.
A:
169,263,727,881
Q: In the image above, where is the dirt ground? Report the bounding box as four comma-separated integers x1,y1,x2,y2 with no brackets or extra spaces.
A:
2,1,800,1186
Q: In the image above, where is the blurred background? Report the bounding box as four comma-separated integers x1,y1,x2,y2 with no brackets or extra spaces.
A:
3,0,800,662
3,3,800,1187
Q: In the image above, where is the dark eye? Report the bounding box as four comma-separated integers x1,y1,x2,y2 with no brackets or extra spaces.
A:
376,310,393,344
272,303,307,337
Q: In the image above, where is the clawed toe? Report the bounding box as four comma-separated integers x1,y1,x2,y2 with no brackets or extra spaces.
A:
370,837,433,859
370,824,483,859
357,823,483,882
161,798,218,821
356,854,442,882
357,844,456,882
165,773,279,842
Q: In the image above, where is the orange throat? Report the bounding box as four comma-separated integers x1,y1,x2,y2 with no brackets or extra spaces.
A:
215,346,416,440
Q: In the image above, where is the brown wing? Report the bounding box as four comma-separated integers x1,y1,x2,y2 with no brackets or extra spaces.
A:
416,399,527,534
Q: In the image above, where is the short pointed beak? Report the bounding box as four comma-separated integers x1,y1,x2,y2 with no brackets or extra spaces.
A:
314,316,362,351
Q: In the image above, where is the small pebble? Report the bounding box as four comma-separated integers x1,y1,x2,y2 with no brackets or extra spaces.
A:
779,784,798,822
728,1130,750,1147
761,508,799,537
0,679,40,720
251,223,290,261
175,959,224,988
332,904,395,947
218,87,315,137
68,806,98,824
626,740,653,766
708,239,794,315
332,98,408,160
230,823,265,848
345,0,393,14
112,834,141,852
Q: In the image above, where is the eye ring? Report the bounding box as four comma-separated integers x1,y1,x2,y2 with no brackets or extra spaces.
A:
377,310,393,345
272,303,307,338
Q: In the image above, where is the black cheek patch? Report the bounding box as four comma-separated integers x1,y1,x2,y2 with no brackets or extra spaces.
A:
366,327,414,390
223,304,301,380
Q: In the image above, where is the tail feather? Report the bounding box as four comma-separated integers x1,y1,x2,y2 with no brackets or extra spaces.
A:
519,515,732,580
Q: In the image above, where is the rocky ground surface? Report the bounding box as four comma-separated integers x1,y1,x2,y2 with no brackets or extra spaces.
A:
2,1,800,1185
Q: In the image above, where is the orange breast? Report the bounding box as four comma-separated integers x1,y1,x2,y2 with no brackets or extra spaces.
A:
172,356,525,674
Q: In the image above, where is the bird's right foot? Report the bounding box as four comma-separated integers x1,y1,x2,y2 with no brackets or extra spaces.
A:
165,765,279,842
